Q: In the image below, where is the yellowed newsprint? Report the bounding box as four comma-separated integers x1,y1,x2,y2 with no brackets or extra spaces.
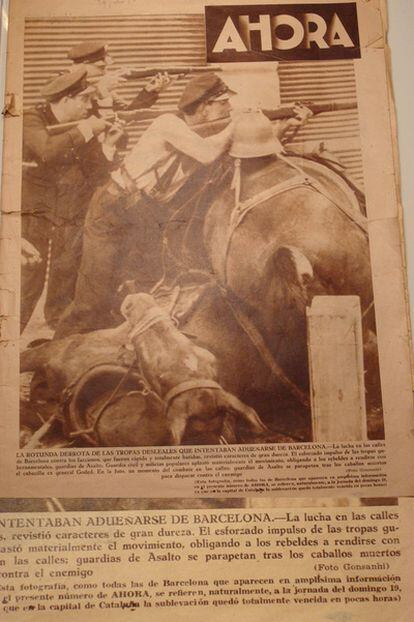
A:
1,0,413,497
0,496,413,621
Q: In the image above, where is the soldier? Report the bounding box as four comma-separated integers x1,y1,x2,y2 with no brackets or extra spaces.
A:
67,39,171,116
21,67,123,332
55,72,236,337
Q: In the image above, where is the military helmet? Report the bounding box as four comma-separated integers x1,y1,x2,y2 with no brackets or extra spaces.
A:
230,109,283,158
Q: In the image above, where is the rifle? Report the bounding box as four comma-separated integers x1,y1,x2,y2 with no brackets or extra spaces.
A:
122,64,223,80
46,117,149,136
46,101,358,136
262,101,358,121
117,100,358,129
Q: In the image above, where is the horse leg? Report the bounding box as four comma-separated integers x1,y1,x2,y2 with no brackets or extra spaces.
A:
217,390,268,436
166,399,189,445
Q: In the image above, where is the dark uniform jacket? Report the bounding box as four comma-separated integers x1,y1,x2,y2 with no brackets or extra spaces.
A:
21,104,116,330
22,103,114,223
21,91,159,330
22,89,158,220
101,88,159,113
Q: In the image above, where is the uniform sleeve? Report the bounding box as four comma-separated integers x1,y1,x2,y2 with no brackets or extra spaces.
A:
156,114,232,165
77,138,116,186
23,110,86,165
124,88,159,111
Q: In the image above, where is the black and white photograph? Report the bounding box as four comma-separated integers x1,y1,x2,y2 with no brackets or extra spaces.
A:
2,1,414,619
18,8,384,449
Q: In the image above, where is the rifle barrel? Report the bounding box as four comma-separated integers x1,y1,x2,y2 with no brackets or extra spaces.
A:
186,101,358,135
118,101,358,126
116,108,171,123
46,119,114,135
126,65,223,80
263,101,358,121
46,101,358,135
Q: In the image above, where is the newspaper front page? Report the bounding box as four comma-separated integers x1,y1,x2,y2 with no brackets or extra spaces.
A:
1,0,414,620
0,0,413,498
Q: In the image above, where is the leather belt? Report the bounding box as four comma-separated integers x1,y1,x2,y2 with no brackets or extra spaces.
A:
106,166,138,197
164,379,222,406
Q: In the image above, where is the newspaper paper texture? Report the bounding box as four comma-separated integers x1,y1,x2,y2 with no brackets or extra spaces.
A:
0,0,413,498
0,496,413,621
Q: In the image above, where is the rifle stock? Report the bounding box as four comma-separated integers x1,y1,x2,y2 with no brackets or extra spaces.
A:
46,115,149,135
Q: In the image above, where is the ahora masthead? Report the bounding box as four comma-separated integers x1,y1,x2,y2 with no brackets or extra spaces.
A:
205,3,361,62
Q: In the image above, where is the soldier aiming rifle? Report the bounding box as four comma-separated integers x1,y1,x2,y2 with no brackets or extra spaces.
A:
55,72,315,338
67,40,173,116
21,67,124,332
55,72,237,337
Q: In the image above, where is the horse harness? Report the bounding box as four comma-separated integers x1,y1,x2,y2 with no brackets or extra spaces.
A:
179,156,372,412
66,156,371,444
126,307,224,404
64,307,224,445
224,155,368,284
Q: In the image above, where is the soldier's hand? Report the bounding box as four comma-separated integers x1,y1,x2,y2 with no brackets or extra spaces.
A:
21,238,41,266
288,103,314,127
104,123,126,147
79,115,108,136
144,72,171,93
96,70,127,97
